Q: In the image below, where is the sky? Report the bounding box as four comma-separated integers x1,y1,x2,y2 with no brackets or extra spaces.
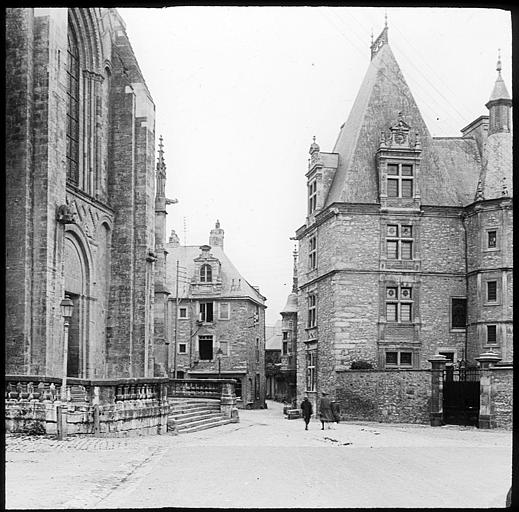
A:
119,6,512,326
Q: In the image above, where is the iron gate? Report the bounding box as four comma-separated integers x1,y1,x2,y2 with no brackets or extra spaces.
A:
442,367,480,426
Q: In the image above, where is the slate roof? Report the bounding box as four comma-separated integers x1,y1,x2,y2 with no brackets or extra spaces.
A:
164,244,266,305
324,41,479,208
281,292,298,314
265,320,282,351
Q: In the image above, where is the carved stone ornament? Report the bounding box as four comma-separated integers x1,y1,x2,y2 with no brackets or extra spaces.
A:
56,204,76,224
389,113,410,146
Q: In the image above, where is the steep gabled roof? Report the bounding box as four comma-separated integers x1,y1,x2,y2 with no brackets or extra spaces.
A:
325,42,461,207
164,244,266,305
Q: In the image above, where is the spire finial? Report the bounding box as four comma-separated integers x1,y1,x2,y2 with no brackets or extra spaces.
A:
292,245,298,293
384,10,388,28
216,219,220,228
371,28,373,45
496,48,502,74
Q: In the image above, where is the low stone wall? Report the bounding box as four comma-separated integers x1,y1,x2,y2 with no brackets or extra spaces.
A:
5,376,170,436
335,369,431,424
490,367,513,429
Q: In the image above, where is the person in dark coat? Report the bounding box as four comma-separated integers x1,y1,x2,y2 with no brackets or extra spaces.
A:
300,395,313,430
319,391,336,430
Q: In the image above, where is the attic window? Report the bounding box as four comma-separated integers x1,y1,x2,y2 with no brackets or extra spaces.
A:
387,163,414,198
200,264,212,282
308,180,317,213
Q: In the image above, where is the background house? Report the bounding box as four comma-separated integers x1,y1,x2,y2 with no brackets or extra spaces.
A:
162,223,267,408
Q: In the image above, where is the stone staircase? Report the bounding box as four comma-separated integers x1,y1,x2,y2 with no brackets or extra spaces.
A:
168,398,233,434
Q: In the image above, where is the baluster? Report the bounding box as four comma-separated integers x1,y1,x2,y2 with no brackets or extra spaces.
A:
49,382,56,401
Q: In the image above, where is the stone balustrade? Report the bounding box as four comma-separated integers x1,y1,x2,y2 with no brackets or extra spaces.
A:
168,378,236,399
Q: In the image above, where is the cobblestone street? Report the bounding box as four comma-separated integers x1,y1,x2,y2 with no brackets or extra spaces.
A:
5,400,512,509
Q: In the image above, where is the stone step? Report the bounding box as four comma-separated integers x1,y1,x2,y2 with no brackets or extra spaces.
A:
173,411,225,425
176,416,233,434
169,404,220,414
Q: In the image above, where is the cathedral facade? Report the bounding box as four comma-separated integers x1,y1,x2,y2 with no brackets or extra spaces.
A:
295,25,513,404
5,8,157,378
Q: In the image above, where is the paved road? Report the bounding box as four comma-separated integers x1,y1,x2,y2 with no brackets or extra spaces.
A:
5,400,512,509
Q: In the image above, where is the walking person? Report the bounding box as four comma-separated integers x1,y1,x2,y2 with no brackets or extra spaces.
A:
319,391,335,430
300,395,313,430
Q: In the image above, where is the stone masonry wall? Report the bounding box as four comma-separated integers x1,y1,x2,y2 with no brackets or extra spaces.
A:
490,367,513,429
335,369,431,424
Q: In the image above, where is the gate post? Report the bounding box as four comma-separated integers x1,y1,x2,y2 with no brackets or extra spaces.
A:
476,351,501,429
428,355,448,426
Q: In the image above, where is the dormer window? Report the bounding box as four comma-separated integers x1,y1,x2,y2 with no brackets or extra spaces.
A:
200,264,212,282
308,180,317,213
387,163,414,198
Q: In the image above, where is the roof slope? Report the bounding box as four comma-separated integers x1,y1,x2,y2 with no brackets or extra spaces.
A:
165,244,266,304
431,137,482,205
325,43,462,207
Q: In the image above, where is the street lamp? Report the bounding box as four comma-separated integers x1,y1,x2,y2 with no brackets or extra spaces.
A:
58,295,74,439
216,347,224,379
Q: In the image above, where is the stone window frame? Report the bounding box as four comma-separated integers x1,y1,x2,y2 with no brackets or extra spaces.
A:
199,301,214,323
486,324,498,345
309,235,317,270
178,342,187,354
178,306,189,320
385,285,413,323
218,302,230,320
218,338,229,356
386,162,414,199
483,227,500,252
308,179,317,214
483,277,501,306
450,296,467,332
306,348,317,392
307,293,317,328
197,334,214,360
384,350,413,368
386,224,414,260
200,263,213,283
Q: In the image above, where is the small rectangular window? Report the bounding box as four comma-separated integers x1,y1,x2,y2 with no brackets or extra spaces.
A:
386,352,398,365
387,241,398,259
282,331,289,340
219,302,230,320
179,307,188,319
487,325,497,344
308,294,317,328
387,179,399,197
451,298,467,329
200,302,213,322
401,165,413,176
401,180,413,197
400,303,412,322
487,281,497,302
401,241,413,260
306,350,317,391
178,343,187,354
399,352,412,366
309,236,317,270
282,341,288,355
387,164,399,175
386,303,398,322
488,231,497,248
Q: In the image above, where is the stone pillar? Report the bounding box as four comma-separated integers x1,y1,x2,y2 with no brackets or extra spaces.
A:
220,381,239,423
158,381,170,434
476,351,502,429
428,355,448,426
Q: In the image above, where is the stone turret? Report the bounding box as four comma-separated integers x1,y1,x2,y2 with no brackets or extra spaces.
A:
209,220,224,249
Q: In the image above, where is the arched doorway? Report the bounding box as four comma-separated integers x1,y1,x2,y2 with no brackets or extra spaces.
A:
64,234,88,377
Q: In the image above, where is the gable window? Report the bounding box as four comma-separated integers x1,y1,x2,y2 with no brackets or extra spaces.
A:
307,294,317,328
199,302,213,322
387,224,413,260
198,335,214,360
385,351,412,368
308,180,317,213
487,325,497,344
487,230,497,249
306,350,317,391
309,235,317,270
451,298,467,329
200,264,212,282
387,163,413,198
386,286,413,323
487,281,497,303
66,26,80,185
219,302,230,320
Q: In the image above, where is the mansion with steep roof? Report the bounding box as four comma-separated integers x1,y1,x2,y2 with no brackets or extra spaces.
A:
294,24,513,405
